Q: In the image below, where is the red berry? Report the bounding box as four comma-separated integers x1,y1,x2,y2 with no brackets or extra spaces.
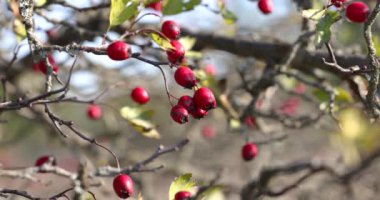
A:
171,105,189,124
35,155,57,170
161,20,181,40
201,126,216,138
242,143,258,161
33,55,59,74
258,0,273,14
331,0,346,7
131,87,150,104
204,64,216,76
174,66,197,89
166,40,185,65
244,116,256,129
346,2,369,23
190,107,207,119
87,104,102,120
107,41,131,61
193,87,217,111
113,174,134,199
146,1,163,11
175,191,192,200
178,95,195,111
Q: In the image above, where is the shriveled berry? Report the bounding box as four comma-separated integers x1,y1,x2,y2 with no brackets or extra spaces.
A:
190,107,207,119
178,95,195,111
166,40,185,65
146,1,163,11
175,191,192,200
171,105,189,124
107,41,131,61
113,174,134,199
331,0,346,7
346,1,369,23
131,87,150,104
174,66,197,89
87,104,102,120
161,20,181,40
193,87,217,110
258,0,273,14
242,143,258,161
35,155,57,167
33,55,59,74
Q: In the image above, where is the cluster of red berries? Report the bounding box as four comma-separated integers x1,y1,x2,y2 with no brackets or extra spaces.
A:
171,67,217,124
32,55,59,74
258,0,273,14
161,20,185,65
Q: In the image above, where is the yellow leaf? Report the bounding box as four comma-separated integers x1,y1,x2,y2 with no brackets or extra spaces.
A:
128,118,161,139
168,174,196,200
302,9,326,21
229,118,241,130
149,32,173,51
178,37,196,51
109,0,141,26
340,109,367,140
13,19,26,42
120,106,154,120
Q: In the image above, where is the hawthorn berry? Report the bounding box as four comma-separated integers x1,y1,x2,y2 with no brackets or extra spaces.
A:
178,95,195,111
242,143,258,161
174,191,192,200
171,105,189,124
204,64,216,76
131,87,150,104
107,41,131,61
190,107,207,119
113,174,134,199
146,1,163,11
161,20,181,40
244,116,256,129
193,87,217,111
35,155,57,167
166,40,185,65
331,0,346,8
258,0,273,14
346,1,369,23
33,55,59,74
174,66,197,89
87,104,102,120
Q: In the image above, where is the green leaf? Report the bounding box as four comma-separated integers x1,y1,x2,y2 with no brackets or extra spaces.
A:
163,0,201,15
313,87,353,104
373,35,380,57
149,32,173,50
109,0,141,26
198,185,225,200
169,173,196,200
220,9,237,25
315,11,341,47
128,118,161,139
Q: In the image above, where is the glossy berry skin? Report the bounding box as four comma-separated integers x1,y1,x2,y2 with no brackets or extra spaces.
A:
113,174,134,199
35,155,57,167
33,55,59,74
171,105,189,124
87,104,102,120
191,107,207,119
146,1,163,11
161,20,181,40
175,191,192,200
174,67,197,89
178,95,195,111
242,143,258,161
346,2,369,23
167,40,185,65
131,87,150,104
107,41,131,61
193,87,217,111
258,0,273,14
331,0,346,7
